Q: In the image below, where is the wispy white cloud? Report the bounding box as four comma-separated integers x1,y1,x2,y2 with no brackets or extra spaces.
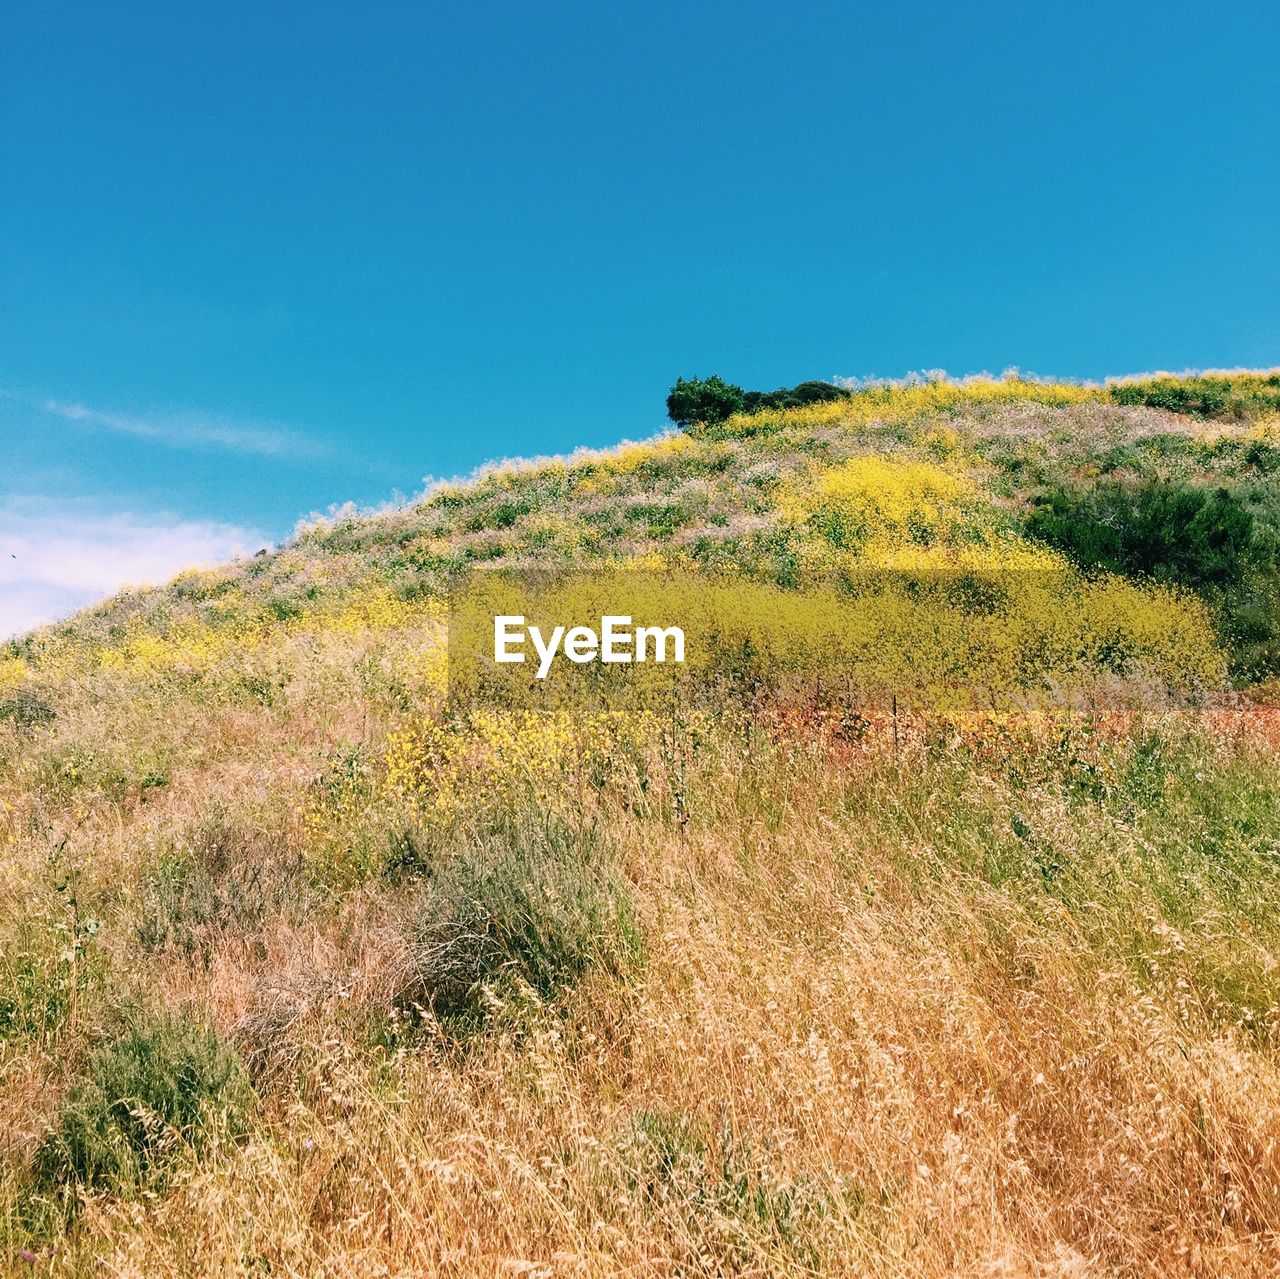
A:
0,496,267,639
37,396,330,459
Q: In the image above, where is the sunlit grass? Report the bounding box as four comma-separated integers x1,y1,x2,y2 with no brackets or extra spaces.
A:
2,372,1279,1274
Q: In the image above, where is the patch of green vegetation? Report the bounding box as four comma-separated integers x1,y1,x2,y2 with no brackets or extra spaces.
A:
621,1109,850,1271
0,917,104,1045
1026,476,1280,679
667,375,746,429
0,688,55,731
42,742,171,803
831,727,1280,1043
1026,479,1257,588
393,807,643,1026
0,847,107,1046
741,380,850,413
1110,372,1280,420
623,501,689,540
31,1008,255,1200
135,808,309,966
464,496,539,532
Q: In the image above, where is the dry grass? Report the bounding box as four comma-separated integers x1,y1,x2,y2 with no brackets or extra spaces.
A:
0,708,1277,1276
3,381,1280,1275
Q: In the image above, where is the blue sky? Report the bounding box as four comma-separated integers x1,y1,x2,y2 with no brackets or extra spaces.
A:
2,0,1278,634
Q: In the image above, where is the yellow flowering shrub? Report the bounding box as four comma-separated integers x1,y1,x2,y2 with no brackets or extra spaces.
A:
0,657,28,692
781,456,976,548
514,510,593,553
920,423,964,456
446,564,1223,720
391,628,450,697
319,587,439,635
85,588,444,682
170,565,238,598
301,745,373,856
598,433,695,475
96,622,250,676
383,709,656,817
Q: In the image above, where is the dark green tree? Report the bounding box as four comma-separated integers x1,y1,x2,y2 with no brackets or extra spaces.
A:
741,380,850,414
666,376,744,430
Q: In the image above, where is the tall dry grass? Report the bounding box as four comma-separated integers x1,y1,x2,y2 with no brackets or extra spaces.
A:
2,695,1278,1276
4,379,1280,1275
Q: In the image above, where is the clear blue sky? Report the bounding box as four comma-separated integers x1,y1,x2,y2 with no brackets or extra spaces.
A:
2,0,1278,632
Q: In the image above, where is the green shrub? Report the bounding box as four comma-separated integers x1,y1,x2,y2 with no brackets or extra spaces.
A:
1026,478,1258,590
1026,476,1280,679
0,688,55,731
464,497,538,533
741,380,850,413
667,376,744,429
396,809,642,1022
1243,439,1280,474
1110,373,1280,420
32,1009,254,1198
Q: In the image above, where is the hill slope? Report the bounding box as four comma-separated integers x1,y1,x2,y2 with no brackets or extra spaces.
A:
3,372,1280,1277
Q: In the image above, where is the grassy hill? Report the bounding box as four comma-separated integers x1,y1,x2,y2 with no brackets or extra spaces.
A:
3,371,1280,1276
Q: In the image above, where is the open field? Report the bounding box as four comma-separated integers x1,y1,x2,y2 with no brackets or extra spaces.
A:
3,372,1280,1276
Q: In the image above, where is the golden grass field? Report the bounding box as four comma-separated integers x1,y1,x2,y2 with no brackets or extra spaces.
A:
3,372,1280,1276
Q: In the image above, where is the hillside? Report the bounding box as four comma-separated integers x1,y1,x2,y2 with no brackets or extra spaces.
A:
3,371,1280,1277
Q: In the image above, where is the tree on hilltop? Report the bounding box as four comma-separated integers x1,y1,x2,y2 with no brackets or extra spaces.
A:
666,375,744,430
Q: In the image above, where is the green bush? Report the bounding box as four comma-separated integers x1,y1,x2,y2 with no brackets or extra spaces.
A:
741,380,850,413
667,375,849,428
1026,478,1258,589
32,1008,254,1197
1110,373,1280,420
464,496,538,532
1027,476,1280,679
397,809,642,1022
1243,439,1280,474
667,376,744,429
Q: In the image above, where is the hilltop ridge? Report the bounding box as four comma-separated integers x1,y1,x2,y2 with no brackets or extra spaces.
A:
8,370,1280,670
